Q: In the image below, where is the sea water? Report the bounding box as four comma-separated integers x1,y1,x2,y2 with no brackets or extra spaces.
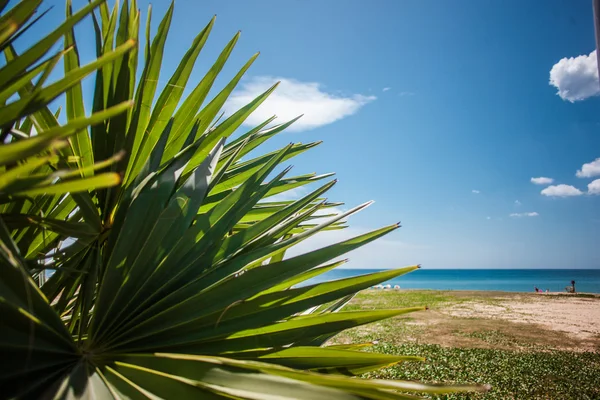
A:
303,269,600,293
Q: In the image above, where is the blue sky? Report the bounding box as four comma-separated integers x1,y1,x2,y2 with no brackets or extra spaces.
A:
30,0,600,268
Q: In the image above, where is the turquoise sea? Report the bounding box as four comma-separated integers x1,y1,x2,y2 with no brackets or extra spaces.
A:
304,269,600,293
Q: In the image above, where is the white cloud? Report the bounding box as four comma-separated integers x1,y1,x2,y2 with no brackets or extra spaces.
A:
510,212,539,217
472,189,480,194
514,200,521,206
382,87,391,92
531,177,554,185
588,179,600,195
223,76,376,132
549,50,600,102
541,184,583,197
576,157,600,178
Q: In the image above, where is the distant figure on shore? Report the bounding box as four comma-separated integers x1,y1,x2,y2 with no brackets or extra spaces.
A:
534,286,539,293
565,280,576,293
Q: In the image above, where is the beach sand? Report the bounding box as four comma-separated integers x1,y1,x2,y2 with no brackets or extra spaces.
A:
341,290,600,352
446,292,600,342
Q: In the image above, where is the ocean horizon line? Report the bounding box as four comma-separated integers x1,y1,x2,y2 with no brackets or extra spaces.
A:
335,267,600,270
336,265,600,271
305,268,600,293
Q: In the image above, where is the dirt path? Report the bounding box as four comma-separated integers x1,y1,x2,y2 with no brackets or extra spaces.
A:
446,295,600,341
339,290,600,352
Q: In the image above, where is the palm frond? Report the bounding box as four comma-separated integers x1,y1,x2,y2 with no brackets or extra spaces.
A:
0,1,490,398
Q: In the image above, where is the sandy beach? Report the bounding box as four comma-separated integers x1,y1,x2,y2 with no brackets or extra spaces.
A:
341,290,600,352
446,292,600,343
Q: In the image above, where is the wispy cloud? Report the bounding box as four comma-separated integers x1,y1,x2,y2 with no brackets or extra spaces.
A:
549,50,600,102
472,189,480,194
382,87,391,92
223,76,376,132
531,177,554,185
541,184,583,197
510,212,539,217
576,157,600,178
514,200,522,206
588,179,600,195
398,91,415,97
486,216,491,220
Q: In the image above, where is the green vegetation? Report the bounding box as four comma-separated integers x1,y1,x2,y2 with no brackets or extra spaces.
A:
367,344,600,400
332,290,600,400
0,1,487,399
343,290,456,311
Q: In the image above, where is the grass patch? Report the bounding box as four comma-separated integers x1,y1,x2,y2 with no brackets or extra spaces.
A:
454,330,543,350
364,343,600,400
345,290,459,311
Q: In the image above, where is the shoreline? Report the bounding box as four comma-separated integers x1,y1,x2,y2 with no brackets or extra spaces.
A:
366,287,600,296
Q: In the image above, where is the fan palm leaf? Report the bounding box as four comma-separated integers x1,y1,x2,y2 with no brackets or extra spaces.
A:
0,1,489,398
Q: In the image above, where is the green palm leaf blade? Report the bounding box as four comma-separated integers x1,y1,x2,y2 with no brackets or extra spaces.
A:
93,147,294,345
63,0,93,177
122,1,174,183
1,32,132,246
265,259,350,293
0,48,67,105
108,353,450,400
38,363,116,400
124,268,418,353
217,115,278,163
0,101,132,166
106,176,335,328
160,30,241,164
181,82,279,178
0,0,41,47
212,152,329,200
21,196,79,259
198,142,323,214
14,173,120,197
91,139,226,342
0,153,56,190
109,0,140,155
0,39,135,128
128,16,215,180
222,356,488,398
99,2,119,107
99,195,365,345
0,220,78,398
107,356,364,400
1,214,98,238
231,346,425,375
0,0,103,90
96,224,400,351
